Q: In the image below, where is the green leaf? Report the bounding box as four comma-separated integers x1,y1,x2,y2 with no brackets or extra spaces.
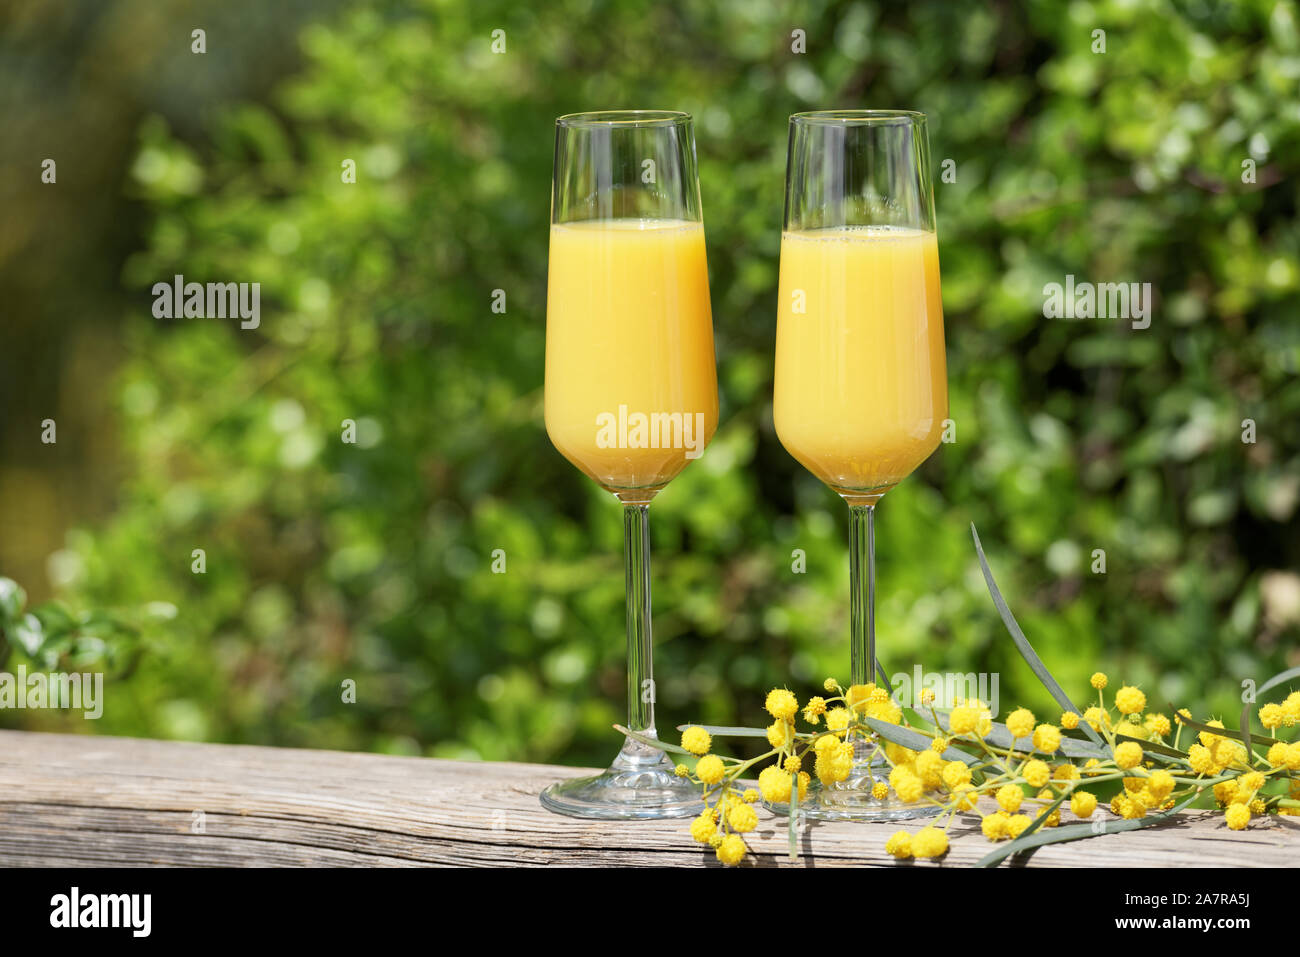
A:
674,724,769,738
1258,666,1300,698
970,524,1103,746
1171,710,1279,749
1112,733,1187,761
613,725,693,756
864,717,979,767
977,792,1200,868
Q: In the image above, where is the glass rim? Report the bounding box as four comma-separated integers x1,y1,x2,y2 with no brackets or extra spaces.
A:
790,110,926,126
556,110,692,128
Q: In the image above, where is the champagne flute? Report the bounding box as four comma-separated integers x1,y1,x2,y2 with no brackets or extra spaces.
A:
541,111,718,819
773,110,948,820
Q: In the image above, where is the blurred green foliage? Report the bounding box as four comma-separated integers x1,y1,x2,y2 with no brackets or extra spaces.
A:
10,0,1299,766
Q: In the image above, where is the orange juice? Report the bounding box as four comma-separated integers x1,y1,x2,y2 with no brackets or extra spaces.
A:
545,219,718,496
774,226,947,502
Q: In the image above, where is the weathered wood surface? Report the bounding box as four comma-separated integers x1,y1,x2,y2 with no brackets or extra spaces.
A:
0,729,1295,867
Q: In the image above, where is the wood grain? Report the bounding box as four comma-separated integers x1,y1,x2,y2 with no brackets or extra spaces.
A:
0,729,1295,867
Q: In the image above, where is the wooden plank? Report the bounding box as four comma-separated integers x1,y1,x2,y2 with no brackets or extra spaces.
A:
0,729,1294,867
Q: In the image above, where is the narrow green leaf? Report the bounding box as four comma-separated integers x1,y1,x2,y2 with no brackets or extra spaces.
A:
977,792,1200,868
1112,733,1187,760
613,725,693,756
1171,710,1279,749
970,524,1103,746
674,724,769,738
1258,665,1300,698
864,717,978,767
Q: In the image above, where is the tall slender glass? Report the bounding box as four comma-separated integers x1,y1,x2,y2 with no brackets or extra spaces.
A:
773,111,948,820
541,111,718,818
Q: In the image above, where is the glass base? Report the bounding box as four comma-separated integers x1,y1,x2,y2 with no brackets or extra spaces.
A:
765,744,944,822
540,733,703,820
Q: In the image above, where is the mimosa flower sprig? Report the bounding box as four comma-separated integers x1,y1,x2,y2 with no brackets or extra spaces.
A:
616,526,1300,867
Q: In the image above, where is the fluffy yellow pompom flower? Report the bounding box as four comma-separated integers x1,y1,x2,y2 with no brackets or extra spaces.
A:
1083,706,1110,731
1267,742,1289,767
674,764,689,777
1114,741,1143,769
742,788,758,803
996,784,1024,812
1197,718,1226,748
884,831,912,859
942,760,972,791
872,781,889,800
716,833,747,866
728,803,759,834
1259,703,1283,730
912,827,949,859
823,678,840,693
765,688,799,722
1187,743,1215,775
690,812,717,844
952,786,979,811
1036,790,1061,827
1286,743,1300,771
981,812,1009,840
1224,804,1250,831
681,725,711,756
1239,771,1265,793
846,684,874,712
915,750,944,789
1005,708,1035,739
1147,769,1175,801
824,707,851,736
948,705,978,735
1070,791,1098,818
1053,763,1080,782
931,737,949,753
783,754,802,774
1023,759,1050,789
802,696,827,724
1033,723,1062,754
892,768,924,803
1090,672,1108,690
695,754,725,785
766,720,790,748
1284,691,1300,722
1061,711,1080,730
1145,713,1171,737
920,688,936,706
1006,814,1033,838
1114,685,1146,715
758,766,791,803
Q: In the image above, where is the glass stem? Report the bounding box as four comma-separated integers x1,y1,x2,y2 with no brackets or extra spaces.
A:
848,503,877,688
623,503,655,736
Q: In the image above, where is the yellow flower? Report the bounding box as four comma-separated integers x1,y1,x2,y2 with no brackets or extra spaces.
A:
1240,771,1265,793
892,768,924,803
1023,759,1050,789
1287,743,1300,771
1053,763,1080,782
865,696,903,724
1083,706,1110,731
1284,691,1300,722
695,754,725,785
689,813,717,844
942,760,972,791
1090,672,1108,690
1006,708,1035,739
931,737,949,753
681,726,712,756
846,684,874,712
1118,795,1146,819
872,781,889,800
949,705,978,735
766,720,791,748
825,707,851,736
915,750,944,789
1250,799,1266,815
1061,711,1080,730
1267,742,1288,767
1224,804,1250,831
1114,686,1146,715
783,754,802,774
920,688,936,706
1259,703,1283,730
1197,719,1226,748
885,831,912,859
912,827,949,859
1213,780,1237,806
1032,724,1062,754
716,833,747,866
802,696,827,724
1114,720,1147,740
996,784,1024,813
884,741,916,766
1144,713,1171,737
1006,814,1033,838
1036,789,1061,826
708,833,724,848
1188,743,1216,775
674,764,689,777
1147,770,1175,801
742,788,758,803
981,812,1009,841
797,772,810,801
1114,741,1143,770
823,678,840,693
765,688,799,722
1070,791,1098,818
728,803,759,834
